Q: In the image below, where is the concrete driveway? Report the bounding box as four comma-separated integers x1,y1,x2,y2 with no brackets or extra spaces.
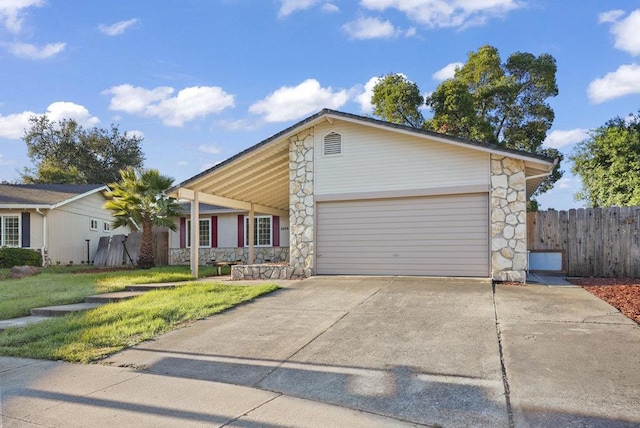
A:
2,276,639,427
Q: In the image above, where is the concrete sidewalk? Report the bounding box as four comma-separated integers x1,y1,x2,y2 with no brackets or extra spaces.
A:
1,276,639,427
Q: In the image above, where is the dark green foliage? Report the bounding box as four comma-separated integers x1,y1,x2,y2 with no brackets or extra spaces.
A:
371,73,424,128
21,115,144,185
104,168,182,269
571,112,640,207
0,248,42,268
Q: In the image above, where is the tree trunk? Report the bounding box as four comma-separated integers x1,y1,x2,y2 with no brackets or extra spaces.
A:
137,217,155,269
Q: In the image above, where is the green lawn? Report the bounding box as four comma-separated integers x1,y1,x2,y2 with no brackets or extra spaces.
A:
0,265,219,320
0,282,278,362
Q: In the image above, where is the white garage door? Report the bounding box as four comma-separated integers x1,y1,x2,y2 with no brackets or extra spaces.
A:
316,193,489,277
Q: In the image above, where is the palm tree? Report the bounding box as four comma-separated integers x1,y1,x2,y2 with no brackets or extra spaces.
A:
104,167,182,269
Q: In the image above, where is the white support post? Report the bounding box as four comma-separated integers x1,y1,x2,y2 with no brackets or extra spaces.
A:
248,204,255,264
190,192,200,278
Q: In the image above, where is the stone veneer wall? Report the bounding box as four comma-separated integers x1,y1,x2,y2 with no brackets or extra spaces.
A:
169,247,289,266
231,264,306,280
288,128,314,278
490,154,527,282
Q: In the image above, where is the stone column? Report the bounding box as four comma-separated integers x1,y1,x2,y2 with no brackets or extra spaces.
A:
490,154,527,282
289,128,314,278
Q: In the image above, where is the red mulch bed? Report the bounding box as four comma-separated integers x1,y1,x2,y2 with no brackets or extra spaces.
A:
568,277,640,324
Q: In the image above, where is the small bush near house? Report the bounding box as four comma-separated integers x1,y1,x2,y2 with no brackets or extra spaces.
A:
0,248,42,268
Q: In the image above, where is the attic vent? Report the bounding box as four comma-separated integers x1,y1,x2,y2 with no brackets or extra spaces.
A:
323,132,342,156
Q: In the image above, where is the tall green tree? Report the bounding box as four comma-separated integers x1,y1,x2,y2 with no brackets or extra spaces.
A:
371,73,424,128
21,115,144,184
371,45,563,197
104,167,182,269
571,113,640,207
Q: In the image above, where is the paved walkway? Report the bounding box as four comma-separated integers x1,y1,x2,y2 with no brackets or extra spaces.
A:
1,276,639,427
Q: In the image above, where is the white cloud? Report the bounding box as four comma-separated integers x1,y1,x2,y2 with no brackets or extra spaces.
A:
0,101,97,139
360,0,523,29
602,9,640,56
5,41,65,59
0,153,13,166
588,63,640,103
104,84,235,127
45,102,99,126
321,3,339,13
355,76,381,113
198,144,222,155
598,9,625,24
249,79,349,122
177,160,188,167
278,0,338,16
127,130,145,139
432,62,464,81
0,0,43,33
99,18,138,36
404,27,417,37
343,17,396,39
543,128,589,149
0,111,33,139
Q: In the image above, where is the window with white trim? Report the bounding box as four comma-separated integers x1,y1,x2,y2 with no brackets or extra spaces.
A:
323,132,342,156
0,215,20,247
245,216,272,247
186,218,211,247
90,219,98,231
103,222,111,232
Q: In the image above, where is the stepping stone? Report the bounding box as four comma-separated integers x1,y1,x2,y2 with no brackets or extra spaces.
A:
0,316,49,331
125,284,177,291
31,302,103,317
85,291,146,303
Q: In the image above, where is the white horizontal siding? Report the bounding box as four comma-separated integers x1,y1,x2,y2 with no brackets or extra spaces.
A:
314,120,489,196
316,194,489,277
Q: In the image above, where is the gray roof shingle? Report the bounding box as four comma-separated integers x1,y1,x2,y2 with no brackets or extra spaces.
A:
0,184,106,206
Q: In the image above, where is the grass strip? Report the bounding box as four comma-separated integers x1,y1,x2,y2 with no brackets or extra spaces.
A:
0,282,278,363
0,266,218,320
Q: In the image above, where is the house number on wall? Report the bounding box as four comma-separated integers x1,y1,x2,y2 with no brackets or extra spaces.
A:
280,226,289,231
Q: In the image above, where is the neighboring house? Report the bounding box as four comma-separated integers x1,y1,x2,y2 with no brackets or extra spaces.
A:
0,184,128,266
169,109,556,282
169,203,289,265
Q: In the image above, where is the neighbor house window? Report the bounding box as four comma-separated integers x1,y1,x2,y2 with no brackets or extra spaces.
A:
90,219,98,230
186,218,211,247
103,222,111,232
245,216,272,247
0,215,20,247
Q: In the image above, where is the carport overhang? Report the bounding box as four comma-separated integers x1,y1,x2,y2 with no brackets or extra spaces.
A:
167,134,292,277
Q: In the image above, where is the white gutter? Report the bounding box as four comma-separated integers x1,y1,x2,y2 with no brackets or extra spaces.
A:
35,208,48,267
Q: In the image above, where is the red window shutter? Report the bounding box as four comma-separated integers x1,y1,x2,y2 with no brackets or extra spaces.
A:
237,214,244,247
211,216,218,248
272,216,280,247
179,217,186,248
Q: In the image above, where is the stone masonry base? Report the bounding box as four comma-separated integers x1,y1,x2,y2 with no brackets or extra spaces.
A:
231,264,312,280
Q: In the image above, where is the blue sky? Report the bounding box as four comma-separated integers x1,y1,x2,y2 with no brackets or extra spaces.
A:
1,0,639,210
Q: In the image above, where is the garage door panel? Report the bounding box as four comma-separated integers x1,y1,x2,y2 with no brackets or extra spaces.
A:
316,194,489,277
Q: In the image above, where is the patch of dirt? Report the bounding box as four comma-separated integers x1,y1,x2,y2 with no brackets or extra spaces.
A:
569,277,640,325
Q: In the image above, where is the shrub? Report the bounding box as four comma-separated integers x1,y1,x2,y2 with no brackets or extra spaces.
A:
0,248,43,268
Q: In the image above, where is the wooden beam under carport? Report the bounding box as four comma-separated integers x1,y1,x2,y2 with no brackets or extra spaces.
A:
176,187,288,277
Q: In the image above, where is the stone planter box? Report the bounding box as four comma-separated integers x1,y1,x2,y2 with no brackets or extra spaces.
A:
231,264,312,280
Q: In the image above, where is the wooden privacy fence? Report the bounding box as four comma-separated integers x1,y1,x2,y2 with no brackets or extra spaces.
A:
527,207,640,277
93,229,169,267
